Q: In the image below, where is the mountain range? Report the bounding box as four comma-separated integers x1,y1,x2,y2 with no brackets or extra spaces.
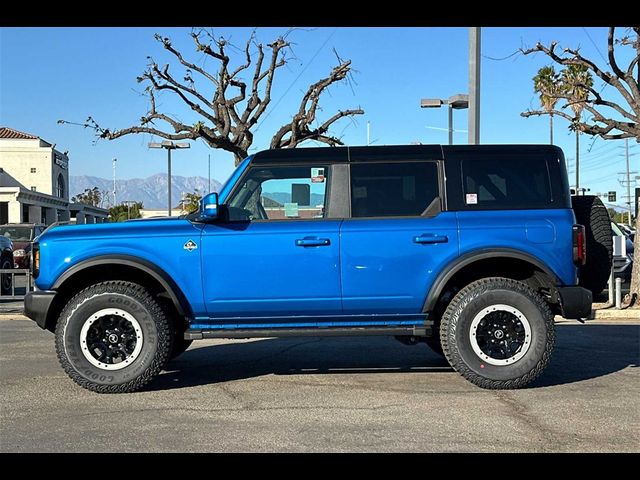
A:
70,173,222,209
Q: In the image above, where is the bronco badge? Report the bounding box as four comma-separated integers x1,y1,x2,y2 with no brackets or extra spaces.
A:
183,239,198,252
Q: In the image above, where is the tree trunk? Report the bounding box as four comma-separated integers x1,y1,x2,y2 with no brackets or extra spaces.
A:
625,221,640,307
549,114,554,145
575,129,580,189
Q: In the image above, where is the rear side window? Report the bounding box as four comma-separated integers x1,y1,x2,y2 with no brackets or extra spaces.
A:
350,162,439,217
461,158,552,209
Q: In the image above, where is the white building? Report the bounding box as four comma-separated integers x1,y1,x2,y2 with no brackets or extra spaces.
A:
0,127,108,225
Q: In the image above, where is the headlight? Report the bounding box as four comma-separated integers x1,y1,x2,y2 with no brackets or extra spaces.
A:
14,249,26,257
32,243,40,279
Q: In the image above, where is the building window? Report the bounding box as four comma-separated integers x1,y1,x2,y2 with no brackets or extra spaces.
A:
56,173,65,199
31,167,37,173
31,186,37,191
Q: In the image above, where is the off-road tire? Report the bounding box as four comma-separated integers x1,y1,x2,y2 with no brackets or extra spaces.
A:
55,281,173,393
440,277,555,389
571,195,613,295
1,255,12,295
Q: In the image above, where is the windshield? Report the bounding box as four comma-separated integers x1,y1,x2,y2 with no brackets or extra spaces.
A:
0,226,32,242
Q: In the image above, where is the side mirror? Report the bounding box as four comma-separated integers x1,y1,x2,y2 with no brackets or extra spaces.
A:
200,192,219,220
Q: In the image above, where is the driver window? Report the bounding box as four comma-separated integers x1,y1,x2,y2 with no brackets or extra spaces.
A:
227,165,329,221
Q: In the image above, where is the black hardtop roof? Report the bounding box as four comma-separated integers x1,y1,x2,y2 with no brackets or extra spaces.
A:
251,144,563,164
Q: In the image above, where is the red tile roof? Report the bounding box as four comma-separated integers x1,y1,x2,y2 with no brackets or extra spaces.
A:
0,127,39,140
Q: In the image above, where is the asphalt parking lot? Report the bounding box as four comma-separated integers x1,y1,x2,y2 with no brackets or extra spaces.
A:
0,318,638,452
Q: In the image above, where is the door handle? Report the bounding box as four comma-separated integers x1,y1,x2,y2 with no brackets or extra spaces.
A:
295,237,331,247
414,234,448,244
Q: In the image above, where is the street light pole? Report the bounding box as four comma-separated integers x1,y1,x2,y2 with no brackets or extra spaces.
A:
421,94,469,145
448,104,453,146
149,141,190,217
208,153,211,193
112,158,117,207
167,147,172,216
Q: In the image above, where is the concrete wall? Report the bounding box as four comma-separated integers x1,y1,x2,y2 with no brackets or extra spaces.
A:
0,137,68,199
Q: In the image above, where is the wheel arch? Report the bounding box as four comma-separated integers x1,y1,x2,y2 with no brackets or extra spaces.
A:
44,255,191,332
423,249,561,314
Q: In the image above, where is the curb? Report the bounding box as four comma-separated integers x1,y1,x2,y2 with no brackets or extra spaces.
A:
587,309,640,319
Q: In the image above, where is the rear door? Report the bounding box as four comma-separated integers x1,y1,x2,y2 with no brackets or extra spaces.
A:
340,160,459,314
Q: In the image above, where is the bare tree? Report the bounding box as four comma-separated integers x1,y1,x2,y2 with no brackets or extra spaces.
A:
521,27,639,140
521,27,639,307
59,29,364,165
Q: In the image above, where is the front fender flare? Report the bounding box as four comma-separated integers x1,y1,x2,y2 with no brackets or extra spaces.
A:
52,254,192,317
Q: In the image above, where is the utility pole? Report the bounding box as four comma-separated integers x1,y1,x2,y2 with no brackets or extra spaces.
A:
112,158,117,207
468,27,481,145
617,139,638,227
367,121,371,146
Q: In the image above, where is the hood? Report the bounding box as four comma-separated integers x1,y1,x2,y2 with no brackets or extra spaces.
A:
39,217,198,243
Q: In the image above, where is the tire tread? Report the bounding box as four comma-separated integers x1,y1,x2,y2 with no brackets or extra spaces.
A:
54,280,172,393
440,277,555,389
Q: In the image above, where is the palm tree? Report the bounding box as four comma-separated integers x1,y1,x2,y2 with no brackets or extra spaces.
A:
533,66,561,144
561,64,594,189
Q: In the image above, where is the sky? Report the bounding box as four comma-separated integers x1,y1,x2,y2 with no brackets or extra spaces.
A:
0,26,637,209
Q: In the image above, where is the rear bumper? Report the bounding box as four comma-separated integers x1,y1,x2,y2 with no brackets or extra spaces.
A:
24,290,56,329
556,286,592,320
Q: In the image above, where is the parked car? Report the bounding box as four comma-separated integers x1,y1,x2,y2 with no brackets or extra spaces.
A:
0,235,14,295
0,224,45,269
611,221,634,282
617,223,635,241
25,144,594,393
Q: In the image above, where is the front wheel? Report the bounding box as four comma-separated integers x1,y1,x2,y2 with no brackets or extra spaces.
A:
440,277,555,389
55,281,173,393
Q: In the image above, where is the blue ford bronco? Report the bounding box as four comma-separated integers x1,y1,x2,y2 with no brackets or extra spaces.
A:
25,144,596,393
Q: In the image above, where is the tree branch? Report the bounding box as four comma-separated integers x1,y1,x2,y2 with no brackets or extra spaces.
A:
59,29,364,165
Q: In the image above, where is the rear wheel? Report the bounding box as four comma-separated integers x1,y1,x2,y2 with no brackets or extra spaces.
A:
571,195,613,295
55,281,173,393
440,277,555,389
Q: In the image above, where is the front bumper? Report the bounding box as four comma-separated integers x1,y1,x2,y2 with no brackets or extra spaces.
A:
24,290,57,330
556,286,592,320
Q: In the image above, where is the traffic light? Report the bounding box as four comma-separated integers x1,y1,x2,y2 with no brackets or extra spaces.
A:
608,191,616,202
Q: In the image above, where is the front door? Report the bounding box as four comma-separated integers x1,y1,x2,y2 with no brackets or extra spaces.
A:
340,161,459,315
201,163,341,324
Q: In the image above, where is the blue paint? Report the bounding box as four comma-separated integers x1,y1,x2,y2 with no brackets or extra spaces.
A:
34,146,581,333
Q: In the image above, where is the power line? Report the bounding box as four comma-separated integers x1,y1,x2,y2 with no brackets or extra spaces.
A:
254,28,338,134
581,27,609,66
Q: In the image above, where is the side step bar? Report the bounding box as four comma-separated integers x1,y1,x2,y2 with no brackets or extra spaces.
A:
185,326,430,340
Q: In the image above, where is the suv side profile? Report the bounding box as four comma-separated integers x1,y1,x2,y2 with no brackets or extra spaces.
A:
24,145,592,393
